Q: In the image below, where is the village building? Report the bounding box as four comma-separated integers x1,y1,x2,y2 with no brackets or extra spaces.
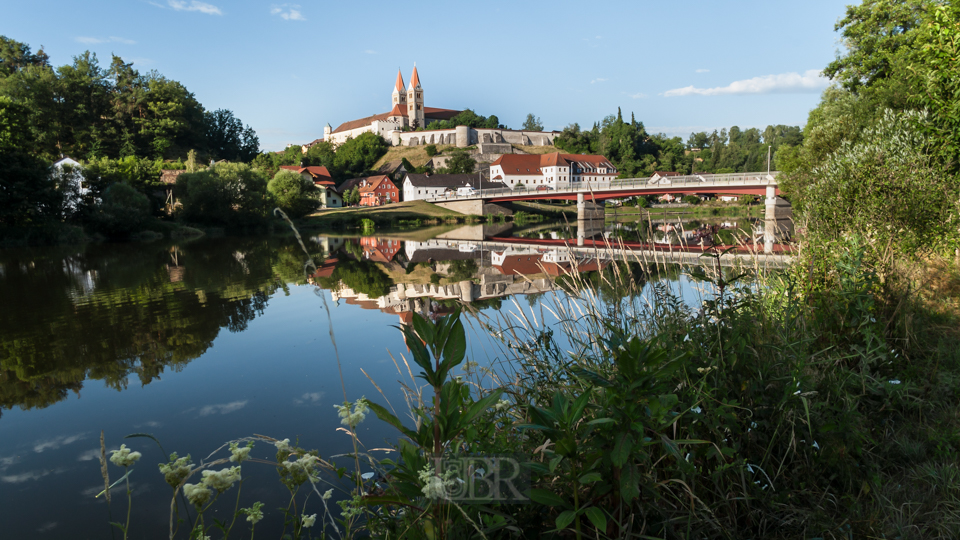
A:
360,237,401,263
402,173,506,201
488,152,618,189
345,175,399,206
317,183,342,208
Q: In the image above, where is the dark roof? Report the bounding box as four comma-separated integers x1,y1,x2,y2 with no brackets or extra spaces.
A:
404,173,506,190
377,160,405,174
408,248,481,264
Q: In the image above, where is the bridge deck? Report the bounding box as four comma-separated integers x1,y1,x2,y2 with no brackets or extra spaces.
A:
425,171,779,203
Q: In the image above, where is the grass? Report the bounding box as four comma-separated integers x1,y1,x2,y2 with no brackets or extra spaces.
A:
504,200,577,215
371,144,458,169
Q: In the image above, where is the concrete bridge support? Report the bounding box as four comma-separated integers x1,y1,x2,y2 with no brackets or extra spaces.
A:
764,186,793,254
577,193,605,246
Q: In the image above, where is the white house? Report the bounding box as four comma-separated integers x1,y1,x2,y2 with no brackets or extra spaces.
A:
488,152,617,189
402,173,506,201
52,157,92,210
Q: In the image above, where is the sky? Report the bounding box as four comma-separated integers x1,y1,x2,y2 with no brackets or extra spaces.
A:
4,0,852,151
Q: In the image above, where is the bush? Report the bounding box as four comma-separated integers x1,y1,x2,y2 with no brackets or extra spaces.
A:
429,273,441,285
267,170,318,218
88,182,151,237
176,162,271,227
424,144,438,157
681,195,701,205
634,196,648,208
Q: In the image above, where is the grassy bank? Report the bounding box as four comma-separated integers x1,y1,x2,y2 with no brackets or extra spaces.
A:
609,203,765,221
301,200,464,229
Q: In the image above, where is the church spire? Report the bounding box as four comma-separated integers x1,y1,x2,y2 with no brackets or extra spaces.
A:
408,63,421,90
393,68,405,93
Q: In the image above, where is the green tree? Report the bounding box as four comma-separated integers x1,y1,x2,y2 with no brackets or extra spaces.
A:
522,113,544,131
442,148,476,174
333,132,388,178
88,182,152,237
176,162,270,227
0,96,59,227
204,108,260,162
268,169,318,218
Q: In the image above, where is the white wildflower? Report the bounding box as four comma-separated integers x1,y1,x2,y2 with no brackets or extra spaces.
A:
691,406,702,414
418,464,456,500
158,453,193,488
301,513,317,528
229,441,252,463
335,398,369,429
683,334,691,342
242,501,264,524
494,399,511,412
888,379,901,385
812,441,820,450
183,482,213,508
110,444,142,467
275,439,292,453
322,489,333,500
201,466,241,493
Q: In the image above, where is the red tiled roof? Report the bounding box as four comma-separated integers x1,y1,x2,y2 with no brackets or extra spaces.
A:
280,165,333,179
357,175,397,193
653,171,680,176
423,107,460,120
394,69,405,93
492,253,547,276
388,104,405,117
409,65,421,89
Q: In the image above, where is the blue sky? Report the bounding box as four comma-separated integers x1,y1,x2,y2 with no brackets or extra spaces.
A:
5,0,851,151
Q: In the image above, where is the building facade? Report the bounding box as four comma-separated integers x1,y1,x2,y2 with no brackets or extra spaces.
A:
402,173,506,201
357,175,400,206
489,152,618,189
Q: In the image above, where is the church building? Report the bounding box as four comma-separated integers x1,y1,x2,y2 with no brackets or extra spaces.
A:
322,66,462,145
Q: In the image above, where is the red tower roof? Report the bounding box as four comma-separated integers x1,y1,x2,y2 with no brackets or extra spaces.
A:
408,65,421,90
394,69,405,93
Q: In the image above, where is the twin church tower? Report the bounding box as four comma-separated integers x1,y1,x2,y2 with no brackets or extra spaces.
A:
389,65,425,128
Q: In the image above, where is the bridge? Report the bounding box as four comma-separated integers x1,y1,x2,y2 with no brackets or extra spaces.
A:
429,171,785,229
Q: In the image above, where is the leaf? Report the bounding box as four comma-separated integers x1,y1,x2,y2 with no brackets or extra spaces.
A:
570,367,612,387
583,507,607,532
578,472,602,484
528,488,568,508
439,318,467,375
411,312,435,348
620,464,640,502
461,389,504,426
586,418,615,426
611,432,634,467
124,432,165,455
555,510,577,530
397,325,434,379
366,401,418,440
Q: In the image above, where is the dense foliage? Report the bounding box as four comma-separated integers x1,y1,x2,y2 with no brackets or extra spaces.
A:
554,108,801,177
416,109,502,131
267,170,318,218
175,162,271,227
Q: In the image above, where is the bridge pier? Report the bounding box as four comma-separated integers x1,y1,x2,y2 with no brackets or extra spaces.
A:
763,188,793,254
576,193,605,246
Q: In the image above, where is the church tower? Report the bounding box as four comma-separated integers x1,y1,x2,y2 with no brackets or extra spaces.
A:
391,69,406,108
406,64,424,128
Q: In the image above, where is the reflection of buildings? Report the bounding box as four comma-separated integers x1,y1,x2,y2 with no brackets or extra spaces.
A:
491,248,608,277
360,237,401,263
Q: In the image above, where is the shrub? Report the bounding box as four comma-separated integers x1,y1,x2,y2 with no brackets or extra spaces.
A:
634,196,648,208
424,144,438,156
429,273,441,285
88,182,151,237
176,162,270,227
267,170,318,218
681,194,701,205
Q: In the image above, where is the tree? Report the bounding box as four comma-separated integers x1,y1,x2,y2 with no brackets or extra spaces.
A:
88,182,152,237
443,148,476,174
175,162,270,227
522,113,544,131
204,108,260,162
268,169,318,218
333,132,388,178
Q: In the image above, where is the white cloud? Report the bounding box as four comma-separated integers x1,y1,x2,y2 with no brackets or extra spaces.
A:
590,78,608,84
77,449,103,462
37,522,58,533
198,400,248,416
271,4,305,20
2,470,50,483
294,391,325,405
167,0,222,15
75,36,136,45
695,68,709,73
33,433,86,453
663,69,828,97
629,92,647,99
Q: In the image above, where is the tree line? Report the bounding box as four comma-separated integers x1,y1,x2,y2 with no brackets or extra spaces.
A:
553,109,802,177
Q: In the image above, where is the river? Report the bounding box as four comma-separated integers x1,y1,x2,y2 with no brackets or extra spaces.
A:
0,216,790,537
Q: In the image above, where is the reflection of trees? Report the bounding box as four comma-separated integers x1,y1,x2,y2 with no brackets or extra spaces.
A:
0,237,311,417
317,258,394,298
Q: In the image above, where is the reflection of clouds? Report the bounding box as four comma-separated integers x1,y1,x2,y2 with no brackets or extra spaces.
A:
198,400,248,416
294,392,324,405
135,420,161,428
81,481,151,499
0,455,18,470
37,522,57,533
33,433,87,453
1,468,62,483
77,449,103,462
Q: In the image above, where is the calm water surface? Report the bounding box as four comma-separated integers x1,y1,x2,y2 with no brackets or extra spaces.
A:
0,223,732,538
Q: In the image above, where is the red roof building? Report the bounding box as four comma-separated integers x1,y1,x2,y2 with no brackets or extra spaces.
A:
489,152,617,189
356,175,400,206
